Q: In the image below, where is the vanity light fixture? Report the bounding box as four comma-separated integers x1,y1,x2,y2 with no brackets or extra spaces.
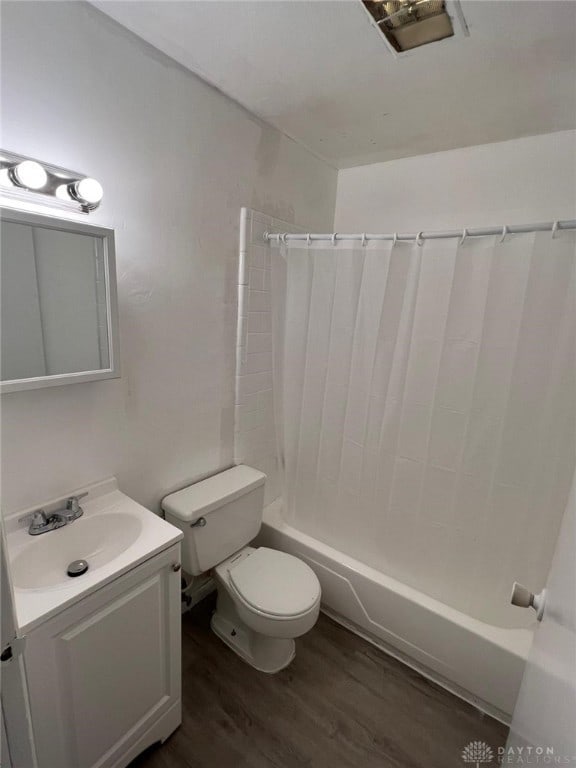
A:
0,149,104,213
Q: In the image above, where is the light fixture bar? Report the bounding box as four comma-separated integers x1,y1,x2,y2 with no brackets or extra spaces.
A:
0,149,103,213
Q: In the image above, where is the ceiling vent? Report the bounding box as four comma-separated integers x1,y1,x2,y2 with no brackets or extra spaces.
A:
361,0,468,54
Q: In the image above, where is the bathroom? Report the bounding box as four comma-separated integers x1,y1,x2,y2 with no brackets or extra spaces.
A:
0,0,575,766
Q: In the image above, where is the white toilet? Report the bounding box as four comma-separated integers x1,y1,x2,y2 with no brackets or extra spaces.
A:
162,465,321,673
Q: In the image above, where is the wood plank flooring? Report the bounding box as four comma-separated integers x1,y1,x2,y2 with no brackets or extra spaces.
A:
130,596,508,768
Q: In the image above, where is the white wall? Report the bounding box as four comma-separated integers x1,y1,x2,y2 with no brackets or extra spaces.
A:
0,1,336,515
335,131,576,232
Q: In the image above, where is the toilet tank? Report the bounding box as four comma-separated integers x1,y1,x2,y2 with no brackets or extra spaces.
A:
161,465,266,575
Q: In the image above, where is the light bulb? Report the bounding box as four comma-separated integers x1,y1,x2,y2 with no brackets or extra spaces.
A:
12,160,48,190
72,177,103,205
55,184,72,201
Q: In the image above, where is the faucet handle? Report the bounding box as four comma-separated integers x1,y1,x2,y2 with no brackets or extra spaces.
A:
18,510,47,527
66,492,88,515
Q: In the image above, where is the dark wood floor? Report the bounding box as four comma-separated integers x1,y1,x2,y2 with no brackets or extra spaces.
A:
130,596,508,768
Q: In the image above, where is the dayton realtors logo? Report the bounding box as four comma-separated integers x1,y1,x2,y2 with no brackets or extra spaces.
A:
462,741,495,768
462,742,571,766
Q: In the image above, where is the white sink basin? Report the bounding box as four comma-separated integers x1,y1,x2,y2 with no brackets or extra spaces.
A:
6,478,183,633
11,512,143,590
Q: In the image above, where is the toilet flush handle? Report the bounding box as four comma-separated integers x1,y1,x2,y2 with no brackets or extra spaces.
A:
510,581,547,621
190,517,206,528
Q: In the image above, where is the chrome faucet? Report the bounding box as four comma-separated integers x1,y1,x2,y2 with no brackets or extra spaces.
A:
18,509,66,535
19,493,88,535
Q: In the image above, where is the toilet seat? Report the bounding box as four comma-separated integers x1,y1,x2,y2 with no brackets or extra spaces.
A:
227,547,320,619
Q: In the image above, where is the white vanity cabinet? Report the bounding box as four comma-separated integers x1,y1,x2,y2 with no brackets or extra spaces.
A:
22,543,182,768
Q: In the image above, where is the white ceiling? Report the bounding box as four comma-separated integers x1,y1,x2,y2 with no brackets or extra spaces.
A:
92,0,576,169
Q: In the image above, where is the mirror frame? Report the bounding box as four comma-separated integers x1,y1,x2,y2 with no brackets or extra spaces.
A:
0,207,120,393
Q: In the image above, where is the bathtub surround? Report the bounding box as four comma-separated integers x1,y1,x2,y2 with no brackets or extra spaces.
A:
0,1,336,515
234,209,301,506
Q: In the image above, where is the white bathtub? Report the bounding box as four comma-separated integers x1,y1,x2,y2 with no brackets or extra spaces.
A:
257,499,533,723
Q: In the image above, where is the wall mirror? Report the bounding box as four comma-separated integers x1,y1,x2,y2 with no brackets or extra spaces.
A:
1,208,120,393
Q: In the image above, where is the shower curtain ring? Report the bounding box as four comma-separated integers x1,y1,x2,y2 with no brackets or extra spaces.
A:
500,225,508,243
416,231,424,247
460,228,468,246
332,233,337,246
551,221,559,239
393,232,398,246
307,233,312,246
361,233,367,247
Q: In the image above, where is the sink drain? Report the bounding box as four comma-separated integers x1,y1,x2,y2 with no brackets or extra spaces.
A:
67,560,89,578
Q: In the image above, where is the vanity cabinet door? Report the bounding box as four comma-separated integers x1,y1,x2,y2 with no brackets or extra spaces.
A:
24,544,181,768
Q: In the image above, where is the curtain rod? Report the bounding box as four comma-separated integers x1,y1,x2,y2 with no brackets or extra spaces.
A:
264,219,576,244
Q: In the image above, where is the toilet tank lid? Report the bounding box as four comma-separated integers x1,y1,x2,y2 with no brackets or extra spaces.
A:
161,465,266,522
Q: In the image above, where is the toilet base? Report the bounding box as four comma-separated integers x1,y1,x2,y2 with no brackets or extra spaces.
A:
211,611,295,674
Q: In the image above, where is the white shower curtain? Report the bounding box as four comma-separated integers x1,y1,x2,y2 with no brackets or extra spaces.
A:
271,231,576,627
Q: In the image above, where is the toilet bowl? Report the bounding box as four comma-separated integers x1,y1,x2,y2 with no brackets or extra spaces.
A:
211,546,321,672
161,465,322,672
